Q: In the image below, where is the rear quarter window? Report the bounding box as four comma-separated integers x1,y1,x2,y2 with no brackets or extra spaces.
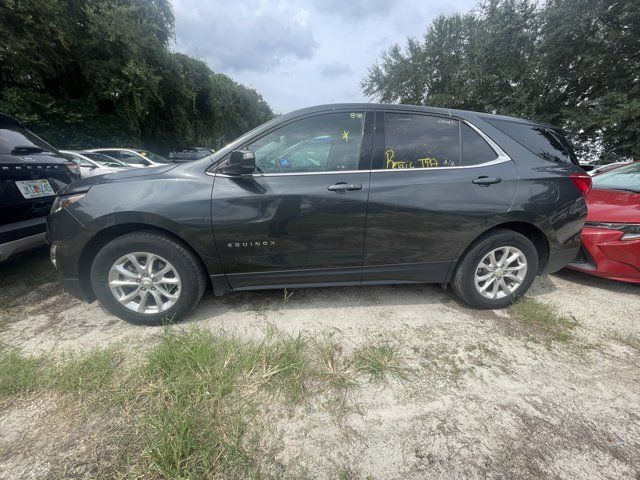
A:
487,118,578,165
461,124,498,165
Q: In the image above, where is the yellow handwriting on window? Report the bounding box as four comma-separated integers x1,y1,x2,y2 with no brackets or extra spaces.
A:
385,149,414,169
342,130,350,142
418,157,439,168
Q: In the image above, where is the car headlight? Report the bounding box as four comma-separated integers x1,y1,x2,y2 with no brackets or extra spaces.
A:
51,193,86,214
585,222,640,241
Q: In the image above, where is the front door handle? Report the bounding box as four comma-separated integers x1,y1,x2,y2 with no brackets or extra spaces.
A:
327,182,363,192
472,176,502,186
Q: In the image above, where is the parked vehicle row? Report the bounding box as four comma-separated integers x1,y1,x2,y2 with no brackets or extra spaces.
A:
61,151,131,177
170,146,215,162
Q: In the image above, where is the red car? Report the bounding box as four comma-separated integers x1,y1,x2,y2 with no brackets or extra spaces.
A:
569,162,640,283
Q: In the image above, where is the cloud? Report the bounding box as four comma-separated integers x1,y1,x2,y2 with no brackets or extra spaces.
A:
174,0,317,72
172,0,479,112
314,0,395,20
320,62,354,78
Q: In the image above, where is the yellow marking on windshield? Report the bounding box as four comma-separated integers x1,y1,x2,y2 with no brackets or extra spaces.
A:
342,130,351,142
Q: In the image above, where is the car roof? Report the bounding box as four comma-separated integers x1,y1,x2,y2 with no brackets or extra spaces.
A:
91,148,139,152
280,103,548,128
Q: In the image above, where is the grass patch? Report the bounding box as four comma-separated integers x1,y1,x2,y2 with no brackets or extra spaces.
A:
353,339,405,382
0,327,402,478
49,349,121,395
0,346,121,397
507,297,578,346
0,348,41,395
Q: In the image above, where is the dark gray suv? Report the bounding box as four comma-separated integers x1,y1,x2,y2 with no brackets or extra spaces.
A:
1,113,79,261
47,104,591,324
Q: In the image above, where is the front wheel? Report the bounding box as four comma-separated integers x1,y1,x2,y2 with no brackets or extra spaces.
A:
451,229,539,309
90,231,207,325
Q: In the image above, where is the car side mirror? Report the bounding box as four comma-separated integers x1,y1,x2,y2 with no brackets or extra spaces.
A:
81,162,96,169
222,150,256,175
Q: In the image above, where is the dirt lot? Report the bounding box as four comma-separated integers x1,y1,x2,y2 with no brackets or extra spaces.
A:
0,247,639,479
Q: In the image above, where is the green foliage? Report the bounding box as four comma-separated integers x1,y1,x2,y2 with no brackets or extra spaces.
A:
0,0,273,152
362,0,640,160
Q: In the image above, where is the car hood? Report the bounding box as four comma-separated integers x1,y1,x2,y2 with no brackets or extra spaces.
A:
587,188,640,223
60,163,178,195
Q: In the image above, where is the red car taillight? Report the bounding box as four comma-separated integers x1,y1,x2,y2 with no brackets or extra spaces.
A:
570,173,592,196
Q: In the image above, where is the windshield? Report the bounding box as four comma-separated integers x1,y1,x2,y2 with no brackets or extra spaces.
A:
592,163,640,193
0,126,58,155
137,150,170,163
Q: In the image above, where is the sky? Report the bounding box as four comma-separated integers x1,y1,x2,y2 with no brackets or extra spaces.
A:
172,0,477,114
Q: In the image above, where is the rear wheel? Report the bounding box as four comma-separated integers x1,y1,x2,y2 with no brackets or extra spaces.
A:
451,229,538,309
90,231,207,325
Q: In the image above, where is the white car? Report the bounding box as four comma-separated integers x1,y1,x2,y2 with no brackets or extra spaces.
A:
86,148,171,168
588,161,633,176
61,150,131,178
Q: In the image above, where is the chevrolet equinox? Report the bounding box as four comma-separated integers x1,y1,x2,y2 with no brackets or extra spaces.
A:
47,104,591,325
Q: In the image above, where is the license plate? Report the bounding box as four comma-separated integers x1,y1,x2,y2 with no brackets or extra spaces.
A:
15,179,55,199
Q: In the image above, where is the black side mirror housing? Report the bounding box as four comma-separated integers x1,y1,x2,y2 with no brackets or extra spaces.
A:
222,150,256,175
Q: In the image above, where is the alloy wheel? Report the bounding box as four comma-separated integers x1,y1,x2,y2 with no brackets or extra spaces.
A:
474,246,528,300
108,252,181,314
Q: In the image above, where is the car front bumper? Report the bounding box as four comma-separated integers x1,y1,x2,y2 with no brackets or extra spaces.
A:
567,227,640,283
47,209,97,301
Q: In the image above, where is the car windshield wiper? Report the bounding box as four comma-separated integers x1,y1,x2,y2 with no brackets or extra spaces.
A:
11,145,50,154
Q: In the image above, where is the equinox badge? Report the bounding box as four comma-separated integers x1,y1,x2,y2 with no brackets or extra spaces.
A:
228,241,277,248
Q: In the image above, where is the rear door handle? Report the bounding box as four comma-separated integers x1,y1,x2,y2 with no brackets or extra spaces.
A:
327,182,362,192
472,176,502,186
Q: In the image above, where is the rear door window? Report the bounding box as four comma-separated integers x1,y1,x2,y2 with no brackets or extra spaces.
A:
383,113,459,169
487,118,578,165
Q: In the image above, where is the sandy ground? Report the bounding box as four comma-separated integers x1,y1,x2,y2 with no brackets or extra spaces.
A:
0,247,639,479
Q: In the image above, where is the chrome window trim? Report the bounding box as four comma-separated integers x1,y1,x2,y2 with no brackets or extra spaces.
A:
211,169,365,178
208,119,512,178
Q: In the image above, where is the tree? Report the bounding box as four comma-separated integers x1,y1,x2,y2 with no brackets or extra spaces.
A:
362,0,640,160
0,0,273,152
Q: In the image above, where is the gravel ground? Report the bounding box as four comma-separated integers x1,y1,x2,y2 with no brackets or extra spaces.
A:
0,247,639,479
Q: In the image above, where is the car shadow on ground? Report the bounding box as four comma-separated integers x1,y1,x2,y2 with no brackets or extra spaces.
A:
2,248,637,330
553,268,640,294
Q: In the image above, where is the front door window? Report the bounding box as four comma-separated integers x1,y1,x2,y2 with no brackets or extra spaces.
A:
246,112,365,173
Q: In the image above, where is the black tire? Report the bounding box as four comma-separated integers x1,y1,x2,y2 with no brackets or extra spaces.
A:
451,229,539,309
90,230,207,325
